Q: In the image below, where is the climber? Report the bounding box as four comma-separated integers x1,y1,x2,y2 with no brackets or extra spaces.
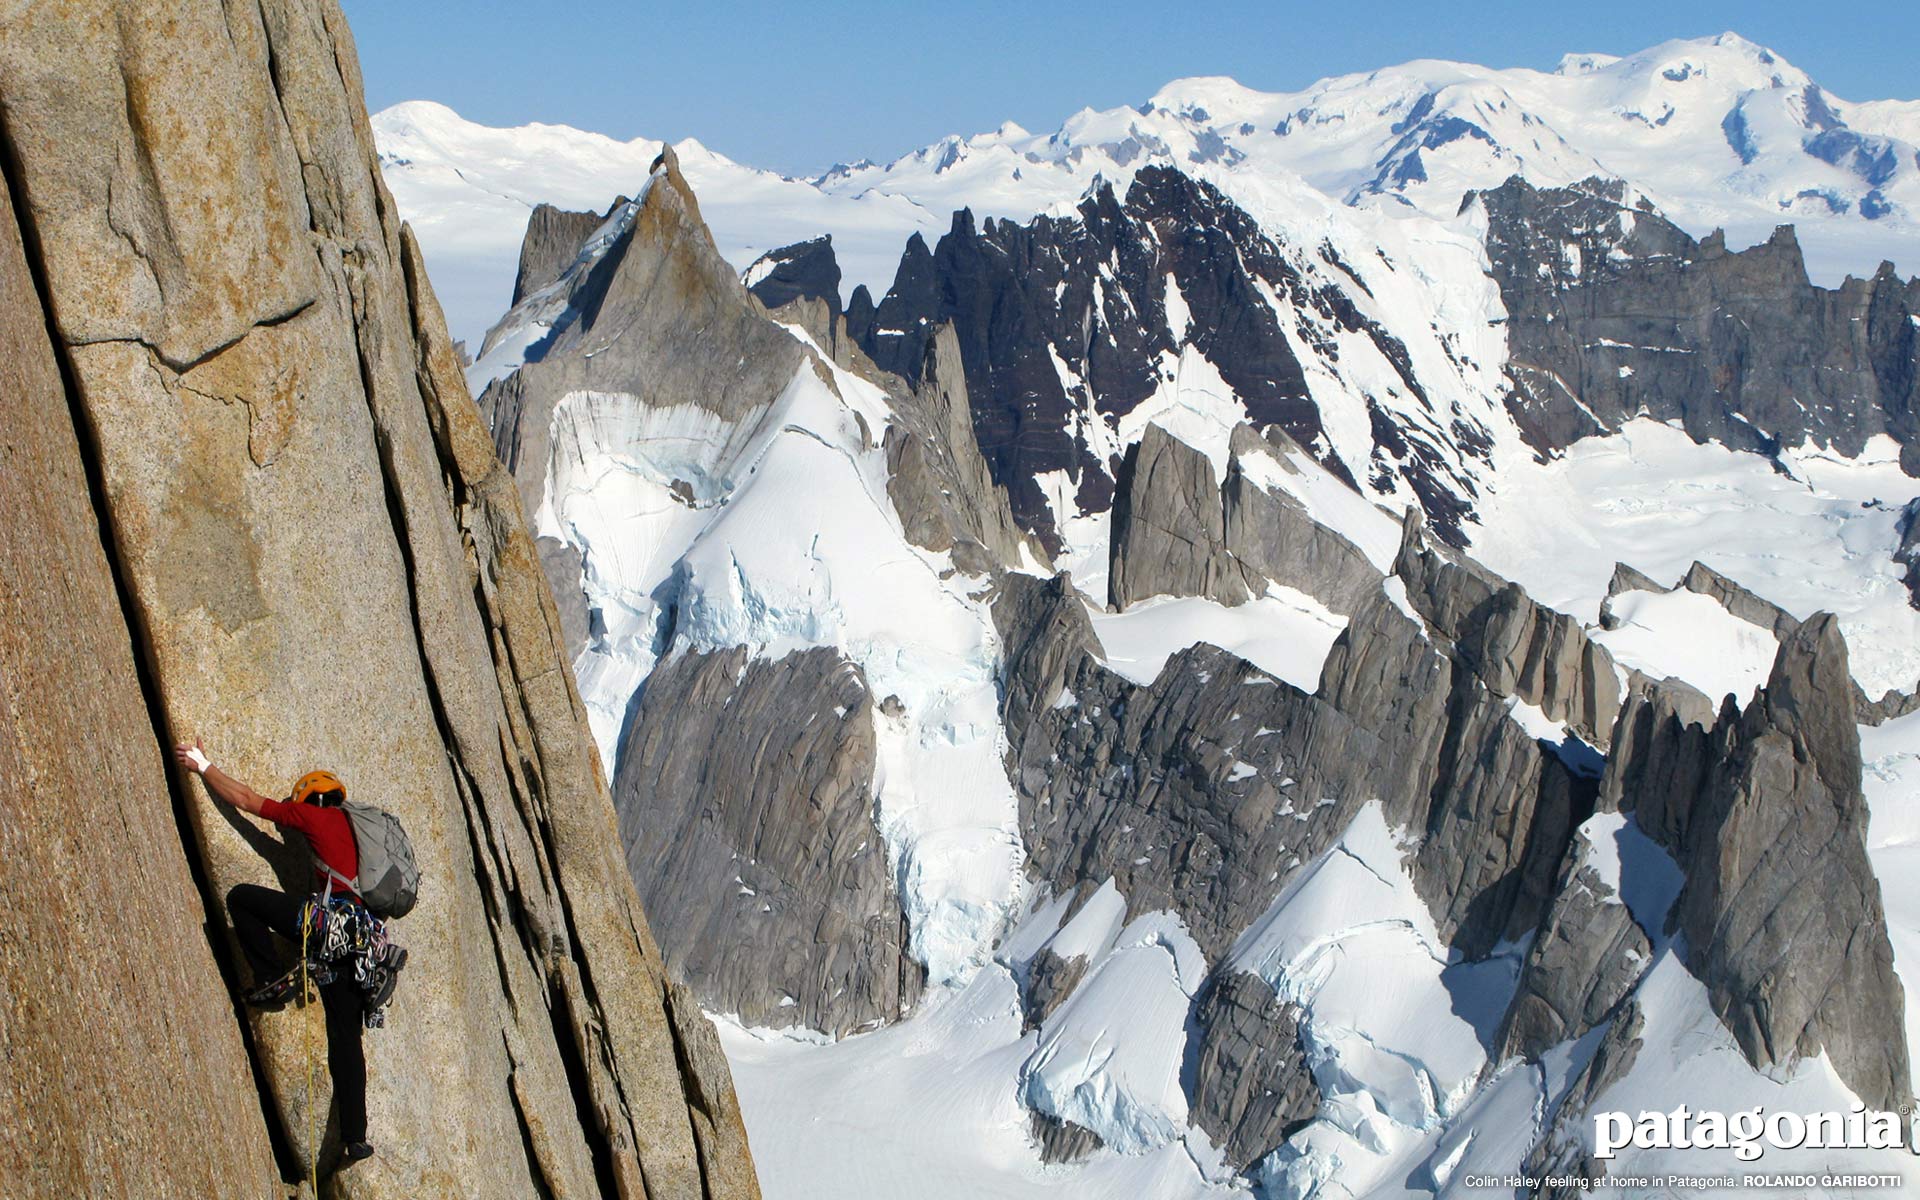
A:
175,738,393,1167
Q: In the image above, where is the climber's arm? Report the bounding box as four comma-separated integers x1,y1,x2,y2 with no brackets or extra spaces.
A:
174,739,277,816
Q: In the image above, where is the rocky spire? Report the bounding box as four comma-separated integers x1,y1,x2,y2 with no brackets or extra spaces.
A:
1609,613,1911,1111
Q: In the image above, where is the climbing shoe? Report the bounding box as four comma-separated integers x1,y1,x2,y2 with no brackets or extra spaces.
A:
242,967,301,1009
243,960,326,1008
341,1141,374,1165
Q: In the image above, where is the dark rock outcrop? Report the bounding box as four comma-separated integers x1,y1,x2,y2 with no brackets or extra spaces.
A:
995,576,1371,960
1222,426,1385,616
1898,497,1920,608
744,234,842,311
1857,681,1920,726
1186,972,1320,1171
1105,421,1388,614
1675,562,1801,640
1607,614,1911,1110
1599,675,1724,843
1017,948,1091,1032
1028,1111,1105,1164
994,559,1588,963
512,199,621,305
0,2,758,1195
1395,511,1622,748
1478,175,1920,472
1497,824,1652,1061
740,241,1036,577
613,647,921,1037
1602,561,1667,603
1109,425,1249,608
853,167,1488,546
882,323,1038,574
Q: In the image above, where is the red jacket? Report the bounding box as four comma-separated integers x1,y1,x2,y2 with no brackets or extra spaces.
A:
257,798,360,898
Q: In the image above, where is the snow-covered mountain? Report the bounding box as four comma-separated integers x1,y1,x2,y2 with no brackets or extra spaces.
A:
433,137,1920,1200
378,29,1920,1200
376,32,1920,347
819,32,1920,277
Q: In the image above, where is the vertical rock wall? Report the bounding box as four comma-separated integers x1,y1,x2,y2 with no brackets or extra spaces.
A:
0,139,284,1200
0,2,757,1196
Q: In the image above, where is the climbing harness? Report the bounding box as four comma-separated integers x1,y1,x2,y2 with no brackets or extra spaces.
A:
298,892,406,1028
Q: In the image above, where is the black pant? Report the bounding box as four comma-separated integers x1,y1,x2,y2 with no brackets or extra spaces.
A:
227,883,367,1145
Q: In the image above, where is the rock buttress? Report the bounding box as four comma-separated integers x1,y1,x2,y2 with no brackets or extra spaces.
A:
0,1,757,1196
0,128,285,1200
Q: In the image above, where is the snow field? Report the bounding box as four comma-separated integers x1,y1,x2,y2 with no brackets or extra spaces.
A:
1084,587,1347,692
1472,419,1920,698
1228,805,1502,1197
1591,587,1780,707
1020,910,1210,1155
1562,955,1916,1197
544,328,1028,986
719,886,1247,1200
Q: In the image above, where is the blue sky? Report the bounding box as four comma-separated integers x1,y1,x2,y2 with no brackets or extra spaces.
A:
341,1,1917,176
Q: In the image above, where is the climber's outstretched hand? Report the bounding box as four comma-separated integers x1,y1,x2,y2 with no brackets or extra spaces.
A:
174,738,212,775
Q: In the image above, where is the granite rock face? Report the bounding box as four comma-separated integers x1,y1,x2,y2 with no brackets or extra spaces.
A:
1672,562,1802,641
1478,175,1920,472
612,646,921,1037
1015,948,1092,1031
1028,1112,1105,1164
996,575,1370,960
1608,614,1911,1110
1496,824,1652,1062
1106,422,1386,615
1109,424,1250,608
0,3,757,1195
1395,511,1622,748
994,551,1593,965
882,322,1038,575
0,145,283,1200
1186,972,1320,1172
512,200,621,306
1221,426,1385,617
478,146,807,536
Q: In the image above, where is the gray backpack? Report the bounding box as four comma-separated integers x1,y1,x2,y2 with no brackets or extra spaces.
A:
324,801,421,918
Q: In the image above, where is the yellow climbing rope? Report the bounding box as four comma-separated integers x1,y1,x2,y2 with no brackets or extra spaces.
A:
300,900,319,1196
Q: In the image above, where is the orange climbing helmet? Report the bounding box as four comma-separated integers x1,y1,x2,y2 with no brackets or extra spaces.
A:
290,769,346,806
